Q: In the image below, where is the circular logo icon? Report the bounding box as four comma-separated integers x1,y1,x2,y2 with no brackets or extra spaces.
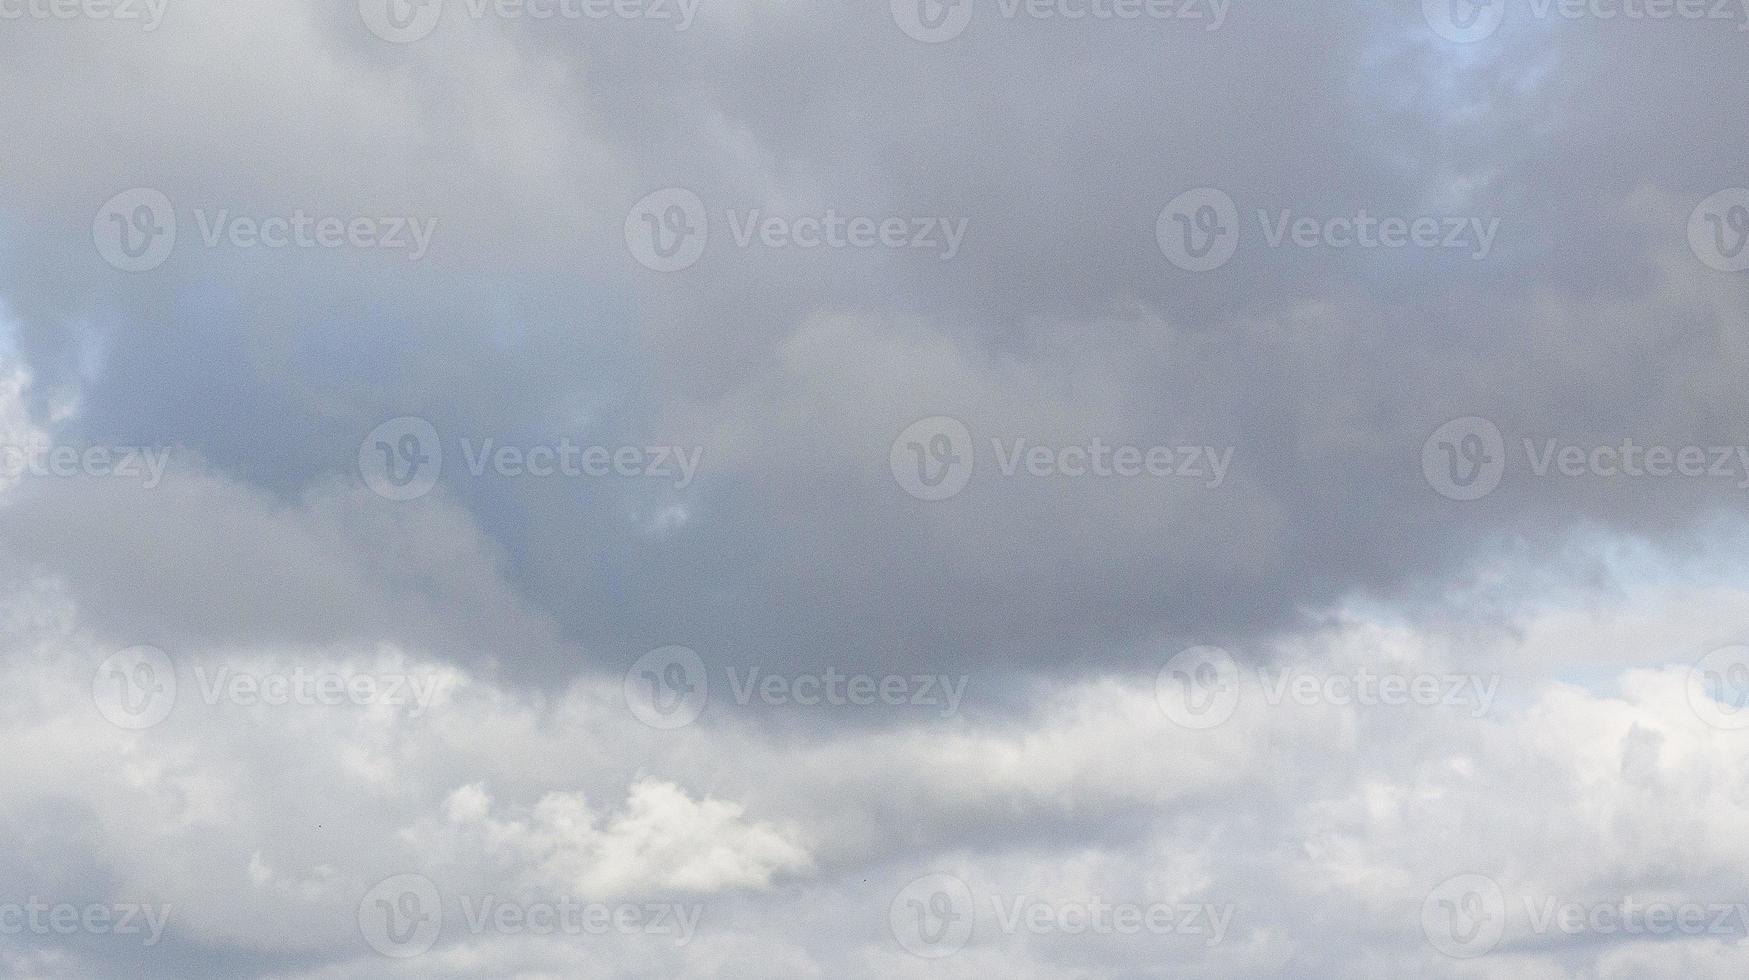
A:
1421,873,1506,958
890,416,974,501
93,188,176,273
1157,188,1239,272
1155,645,1241,729
625,645,709,729
1422,417,1505,501
890,873,974,958
891,0,973,42
359,873,442,957
93,645,177,730
360,417,442,501
359,0,443,42
1423,0,1505,42
1689,188,1749,273
1688,645,1749,731
625,188,708,272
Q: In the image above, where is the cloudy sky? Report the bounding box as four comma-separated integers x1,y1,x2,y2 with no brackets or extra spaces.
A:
2,0,1749,975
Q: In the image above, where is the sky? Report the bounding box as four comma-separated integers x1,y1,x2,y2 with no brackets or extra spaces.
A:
2,0,1749,976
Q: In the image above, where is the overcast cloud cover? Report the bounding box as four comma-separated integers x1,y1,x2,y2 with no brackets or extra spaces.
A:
2,0,1749,976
